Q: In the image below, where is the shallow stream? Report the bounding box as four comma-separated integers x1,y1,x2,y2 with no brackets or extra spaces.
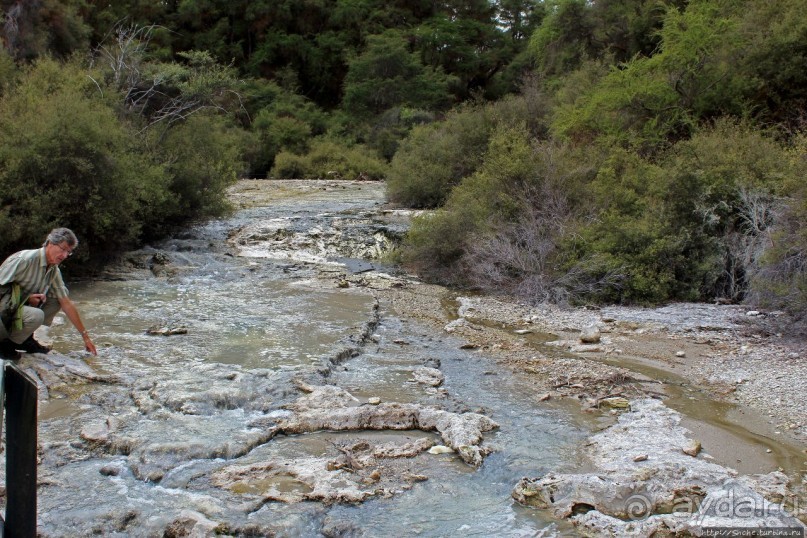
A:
34,182,590,536
21,180,804,536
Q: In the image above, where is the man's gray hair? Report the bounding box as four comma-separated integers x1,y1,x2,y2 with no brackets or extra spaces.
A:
45,227,78,248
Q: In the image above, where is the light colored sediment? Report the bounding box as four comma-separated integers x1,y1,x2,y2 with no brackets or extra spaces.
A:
275,384,498,467
512,399,805,534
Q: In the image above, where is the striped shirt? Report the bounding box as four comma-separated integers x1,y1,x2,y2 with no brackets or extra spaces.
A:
0,248,68,300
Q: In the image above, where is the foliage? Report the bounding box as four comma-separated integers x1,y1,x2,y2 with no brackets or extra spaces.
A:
546,0,755,153
3,0,807,316
0,58,167,258
739,0,807,130
402,124,543,281
0,55,243,262
246,81,329,176
528,0,676,79
386,105,493,208
147,113,246,232
750,134,807,318
0,47,17,96
402,128,603,296
386,90,551,208
363,107,437,161
342,29,456,118
271,138,387,180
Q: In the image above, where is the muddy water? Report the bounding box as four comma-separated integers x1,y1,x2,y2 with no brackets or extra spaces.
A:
442,300,807,486
32,182,589,537
594,353,807,479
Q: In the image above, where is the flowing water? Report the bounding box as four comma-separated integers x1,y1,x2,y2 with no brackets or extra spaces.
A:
31,182,592,537
19,181,805,536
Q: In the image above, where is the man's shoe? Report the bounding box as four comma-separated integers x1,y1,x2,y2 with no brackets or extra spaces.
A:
0,339,21,360
18,336,50,354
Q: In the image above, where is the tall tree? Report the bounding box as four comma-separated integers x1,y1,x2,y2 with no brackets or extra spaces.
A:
342,29,456,117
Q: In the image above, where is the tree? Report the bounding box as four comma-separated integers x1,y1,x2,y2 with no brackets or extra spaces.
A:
92,24,243,133
342,29,456,118
550,0,749,151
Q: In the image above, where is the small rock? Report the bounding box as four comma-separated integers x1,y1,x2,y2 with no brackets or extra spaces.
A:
412,367,444,387
633,454,648,462
100,464,121,477
80,421,111,444
683,440,702,457
146,325,188,336
599,397,630,410
428,445,454,455
538,393,551,402
675,351,686,358
367,397,381,405
746,310,761,316
514,329,532,335
579,325,601,344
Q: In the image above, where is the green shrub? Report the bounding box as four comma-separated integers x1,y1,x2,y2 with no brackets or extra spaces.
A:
0,58,167,258
147,112,245,231
556,121,791,304
246,81,329,175
386,103,494,208
386,91,552,209
271,138,388,180
0,49,17,97
550,1,750,153
659,119,789,301
401,124,541,280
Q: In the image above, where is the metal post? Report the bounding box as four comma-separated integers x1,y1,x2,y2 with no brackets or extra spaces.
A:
0,359,4,538
4,363,38,537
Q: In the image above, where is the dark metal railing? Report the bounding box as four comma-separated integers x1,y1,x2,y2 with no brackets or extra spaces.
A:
1,362,38,537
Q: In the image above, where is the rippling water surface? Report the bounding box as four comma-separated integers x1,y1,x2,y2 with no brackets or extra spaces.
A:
33,181,591,536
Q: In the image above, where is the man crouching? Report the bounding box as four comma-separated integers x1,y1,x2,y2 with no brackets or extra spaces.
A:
0,228,97,359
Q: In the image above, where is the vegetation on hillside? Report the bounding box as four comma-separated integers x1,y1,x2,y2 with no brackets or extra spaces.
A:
1,0,806,320
391,0,807,320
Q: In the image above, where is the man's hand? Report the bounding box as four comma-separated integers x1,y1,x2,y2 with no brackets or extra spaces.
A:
82,332,98,355
28,293,47,307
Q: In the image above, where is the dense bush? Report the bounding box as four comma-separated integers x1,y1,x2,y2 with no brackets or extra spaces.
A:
271,138,388,180
148,113,247,231
0,58,167,258
246,81,330,176
743,134,807,317
0,56,244,262
387,91,551,209
550,1,750,152
386,106,492,208
402,126,603,298
400,113,801,306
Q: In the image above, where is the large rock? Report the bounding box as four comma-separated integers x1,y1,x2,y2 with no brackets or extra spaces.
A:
277,385,497,466
513,399,805,536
